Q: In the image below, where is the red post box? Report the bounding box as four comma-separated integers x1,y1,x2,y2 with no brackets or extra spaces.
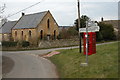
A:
83,32,96,55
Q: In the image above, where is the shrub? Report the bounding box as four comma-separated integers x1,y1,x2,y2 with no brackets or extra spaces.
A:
67,27,78,36
58,27,78,39
60,30,69,39
96,32,103,42
98,22,116,41
20,41,30,47
2,41,18,47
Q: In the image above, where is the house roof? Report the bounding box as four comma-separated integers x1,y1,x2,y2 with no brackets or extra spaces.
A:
13,11,48,29
0,21,17,34
59,26,71,28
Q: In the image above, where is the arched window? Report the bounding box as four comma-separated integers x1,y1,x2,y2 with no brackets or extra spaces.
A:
15,31,17,36
54,30,56,39
47,19,50,29
29,30,32,37
21,31,23,36
40,30,43,40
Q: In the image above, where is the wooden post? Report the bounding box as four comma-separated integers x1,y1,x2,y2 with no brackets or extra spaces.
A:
77,0,82,53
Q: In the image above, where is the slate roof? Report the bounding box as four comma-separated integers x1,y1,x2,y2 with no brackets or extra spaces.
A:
13,11,48,29
59,26,71,28
0,21,17,34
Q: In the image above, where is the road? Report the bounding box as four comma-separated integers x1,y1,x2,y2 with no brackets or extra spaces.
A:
2,41,118,78
3,52,58,78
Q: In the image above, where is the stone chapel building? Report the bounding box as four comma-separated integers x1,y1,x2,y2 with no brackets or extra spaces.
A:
11,10,59,44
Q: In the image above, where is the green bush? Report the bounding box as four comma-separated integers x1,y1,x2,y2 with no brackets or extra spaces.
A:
20,41,30,47
57,33,62,39
96,32,103,42
96,22,117,42
22,41,30,47
2,41,18,47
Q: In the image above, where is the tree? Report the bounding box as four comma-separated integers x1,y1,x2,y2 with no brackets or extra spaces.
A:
67,27,78,37
58,28,69,39
0,4,6,14
74,15,90,31
58,27,78,39
97,22,116,41
0,4,6,27
96,32,103,41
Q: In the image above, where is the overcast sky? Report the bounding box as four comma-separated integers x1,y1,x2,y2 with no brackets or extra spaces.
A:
0,0,119,26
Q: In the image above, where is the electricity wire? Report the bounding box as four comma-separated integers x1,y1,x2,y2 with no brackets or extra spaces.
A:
6,0,45,18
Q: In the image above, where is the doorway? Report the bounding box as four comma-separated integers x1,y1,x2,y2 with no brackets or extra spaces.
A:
47,35,50,40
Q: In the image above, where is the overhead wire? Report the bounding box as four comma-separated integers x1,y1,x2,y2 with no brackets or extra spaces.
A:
6,0,45,18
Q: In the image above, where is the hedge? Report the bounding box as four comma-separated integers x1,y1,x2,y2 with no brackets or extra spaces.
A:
2,41,18,47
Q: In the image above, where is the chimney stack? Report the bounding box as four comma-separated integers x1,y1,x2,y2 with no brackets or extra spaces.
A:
101,17,104,22
22,12,25,16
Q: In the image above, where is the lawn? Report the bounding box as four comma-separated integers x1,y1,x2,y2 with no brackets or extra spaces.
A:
49,42,118,78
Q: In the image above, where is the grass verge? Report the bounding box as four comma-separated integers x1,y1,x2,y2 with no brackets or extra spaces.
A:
49,42,118,78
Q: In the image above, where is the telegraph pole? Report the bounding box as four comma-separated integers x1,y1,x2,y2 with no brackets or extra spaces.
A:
77,0,82,53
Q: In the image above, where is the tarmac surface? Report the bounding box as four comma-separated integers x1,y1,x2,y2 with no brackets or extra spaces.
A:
3,52,58,78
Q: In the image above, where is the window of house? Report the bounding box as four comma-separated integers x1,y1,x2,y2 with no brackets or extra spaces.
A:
47,19,50,29
15,31,17,36
21,31,23,36
54,30,56,39
29,30,32,37
40,30,43,40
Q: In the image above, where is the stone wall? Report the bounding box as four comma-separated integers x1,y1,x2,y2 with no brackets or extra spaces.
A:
38,39,80,48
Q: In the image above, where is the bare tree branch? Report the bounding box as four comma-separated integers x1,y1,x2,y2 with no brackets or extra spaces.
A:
0,3,6,27
0,4,6,14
